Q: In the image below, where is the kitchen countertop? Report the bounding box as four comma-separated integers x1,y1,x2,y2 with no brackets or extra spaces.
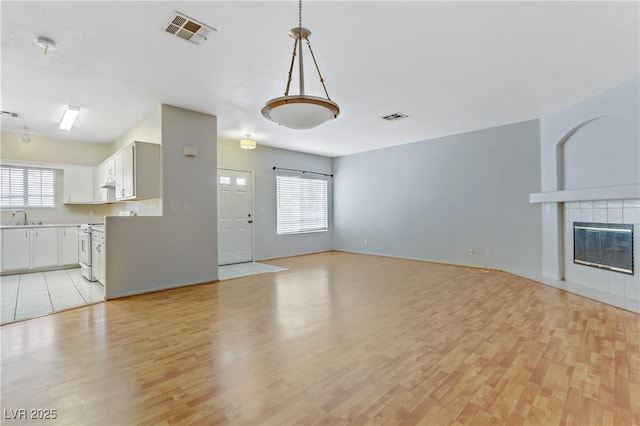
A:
0,223,104,230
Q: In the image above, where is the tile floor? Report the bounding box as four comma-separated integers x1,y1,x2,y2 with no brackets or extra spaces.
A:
218,262,288,280
1,268,105,324
0,263,285,324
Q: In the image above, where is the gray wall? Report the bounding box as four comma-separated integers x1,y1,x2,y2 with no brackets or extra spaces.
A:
217,139,333,261
333,120,542,278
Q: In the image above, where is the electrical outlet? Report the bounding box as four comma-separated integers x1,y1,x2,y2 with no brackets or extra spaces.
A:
183,203,191,213
171,203,178,213
88,209,94,216
364,239,368,247
484,249,491,257
467,248,474,255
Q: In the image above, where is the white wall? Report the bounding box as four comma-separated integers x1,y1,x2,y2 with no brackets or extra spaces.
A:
108,106,163,217
541,78,640,192
217,139,333,260
0,131,112,225
0,168,112,226
109,106,162,155
539,77,639,300
333,120,542,277
0,131,110,166
105,105,217,298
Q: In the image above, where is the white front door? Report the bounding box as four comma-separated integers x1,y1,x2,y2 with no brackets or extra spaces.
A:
218,169,253,265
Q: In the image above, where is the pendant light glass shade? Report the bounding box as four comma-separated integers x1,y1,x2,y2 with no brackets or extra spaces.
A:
262,95,339,130
262,1,339,130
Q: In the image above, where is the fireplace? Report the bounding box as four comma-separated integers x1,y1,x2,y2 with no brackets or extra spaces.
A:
574,222,634,275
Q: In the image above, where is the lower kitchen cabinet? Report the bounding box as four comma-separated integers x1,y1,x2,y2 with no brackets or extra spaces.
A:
0,226,81,274
91,229,105,284
32,227,59,268
1,228,30,271
59,226,79,266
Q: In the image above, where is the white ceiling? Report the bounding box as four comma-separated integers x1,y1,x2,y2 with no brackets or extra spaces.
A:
1,1,638,157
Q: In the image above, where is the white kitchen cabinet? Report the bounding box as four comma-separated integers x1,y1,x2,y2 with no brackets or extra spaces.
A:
59,226,79,266
1,228,30,272
2,225,82,273
63,166,94,204
94,157,115,203
91,230,105,284
115,144,134,200
32,227,59,268
114,141,160,201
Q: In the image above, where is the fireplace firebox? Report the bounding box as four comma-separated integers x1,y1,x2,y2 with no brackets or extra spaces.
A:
573,222,634,275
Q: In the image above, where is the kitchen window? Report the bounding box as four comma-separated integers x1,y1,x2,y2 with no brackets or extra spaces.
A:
0,166,55,208
276,175,328,235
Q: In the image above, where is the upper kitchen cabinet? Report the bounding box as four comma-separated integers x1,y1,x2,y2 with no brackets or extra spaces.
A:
63,166,94,204
94,157,115,204
114,141,160,201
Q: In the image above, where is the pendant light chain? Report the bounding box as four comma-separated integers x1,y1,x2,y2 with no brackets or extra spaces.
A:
284,38,298,96
298,0,332,100
306,41,332,101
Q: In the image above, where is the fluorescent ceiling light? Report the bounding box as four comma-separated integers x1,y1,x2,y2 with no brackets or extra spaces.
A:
59,105,80,130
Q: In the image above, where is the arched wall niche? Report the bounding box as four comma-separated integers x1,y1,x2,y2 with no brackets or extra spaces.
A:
555,114,639,191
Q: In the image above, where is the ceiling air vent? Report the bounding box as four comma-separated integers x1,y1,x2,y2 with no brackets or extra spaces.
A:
381,112,408,121
165,11,216,46
1,110,20,118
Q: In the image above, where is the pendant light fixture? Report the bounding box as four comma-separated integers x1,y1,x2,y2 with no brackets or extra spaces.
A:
261,0,339,130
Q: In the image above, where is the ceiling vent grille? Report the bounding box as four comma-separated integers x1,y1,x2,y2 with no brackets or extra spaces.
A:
381,112,408,121
165,11,216,46
1,110,19,118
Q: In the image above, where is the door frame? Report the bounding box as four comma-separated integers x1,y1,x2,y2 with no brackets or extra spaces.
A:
217,168,255,265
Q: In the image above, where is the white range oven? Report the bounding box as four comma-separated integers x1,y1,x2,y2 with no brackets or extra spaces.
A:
78,224,97,281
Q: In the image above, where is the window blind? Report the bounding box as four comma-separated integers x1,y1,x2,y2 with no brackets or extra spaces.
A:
0,166,55,208
276,175,328,235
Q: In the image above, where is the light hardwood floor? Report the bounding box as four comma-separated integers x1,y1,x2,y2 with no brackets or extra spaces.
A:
1,252,638,425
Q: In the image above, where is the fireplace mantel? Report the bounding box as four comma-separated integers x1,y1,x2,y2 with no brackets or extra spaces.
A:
529,184,640,204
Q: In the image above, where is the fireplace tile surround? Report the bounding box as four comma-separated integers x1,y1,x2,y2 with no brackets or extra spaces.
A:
564,199,639,305
529,192,639,313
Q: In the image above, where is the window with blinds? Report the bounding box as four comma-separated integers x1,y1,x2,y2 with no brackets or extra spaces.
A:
276,175,328,235
0,166,55,208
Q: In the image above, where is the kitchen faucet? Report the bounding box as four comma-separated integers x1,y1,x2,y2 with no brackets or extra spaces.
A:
12,210,27,225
